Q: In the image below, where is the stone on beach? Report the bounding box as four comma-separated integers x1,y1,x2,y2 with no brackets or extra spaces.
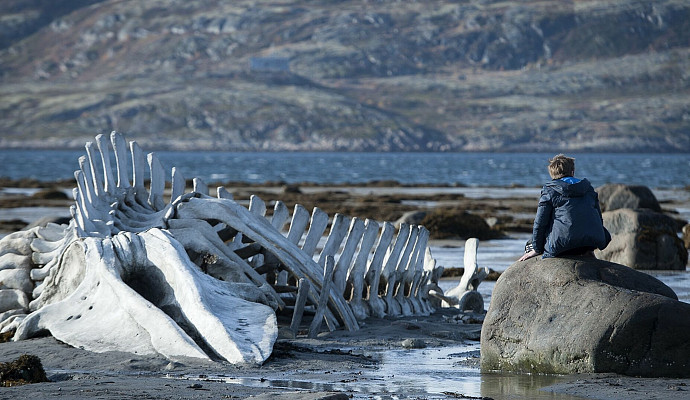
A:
420,208,502,240
481,256,690,377
394,210,427,229
597,208,688,270
596,183,661,212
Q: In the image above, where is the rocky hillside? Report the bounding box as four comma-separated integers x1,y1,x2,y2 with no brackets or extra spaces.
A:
1,0,689,152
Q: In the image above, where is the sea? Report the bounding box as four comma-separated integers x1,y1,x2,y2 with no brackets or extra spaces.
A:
1,150,690,188
2,149,688,298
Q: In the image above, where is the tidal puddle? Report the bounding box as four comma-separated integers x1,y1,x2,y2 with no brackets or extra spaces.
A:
356,344,586,399
173,344,587,399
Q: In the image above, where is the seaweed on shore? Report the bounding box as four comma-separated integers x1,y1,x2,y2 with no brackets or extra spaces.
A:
0,354,49,386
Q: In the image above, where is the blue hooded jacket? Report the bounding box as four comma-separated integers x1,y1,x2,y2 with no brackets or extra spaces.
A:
532,177,611,258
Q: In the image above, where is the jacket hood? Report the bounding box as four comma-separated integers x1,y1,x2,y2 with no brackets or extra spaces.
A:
545,178,593,197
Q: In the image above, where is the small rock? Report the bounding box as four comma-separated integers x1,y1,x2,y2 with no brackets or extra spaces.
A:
31,189,69,200
164,361,184,371
401,338,426,349
277,327,296,339
394,210,427,229
282,184,301,194
319,393,350,400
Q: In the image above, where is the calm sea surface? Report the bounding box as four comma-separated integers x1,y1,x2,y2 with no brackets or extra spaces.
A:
1,150,689,188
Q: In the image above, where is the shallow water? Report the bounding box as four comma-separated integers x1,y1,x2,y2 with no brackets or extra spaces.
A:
432,236,690,306
173,344,587,399
357,345,586,400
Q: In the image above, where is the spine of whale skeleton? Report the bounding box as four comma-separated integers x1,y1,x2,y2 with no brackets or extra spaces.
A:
0,131,488,363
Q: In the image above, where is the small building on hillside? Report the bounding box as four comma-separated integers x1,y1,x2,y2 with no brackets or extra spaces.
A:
249,57,290,73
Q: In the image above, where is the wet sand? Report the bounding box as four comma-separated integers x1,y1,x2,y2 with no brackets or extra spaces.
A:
1,181,689,399
1,313,689,400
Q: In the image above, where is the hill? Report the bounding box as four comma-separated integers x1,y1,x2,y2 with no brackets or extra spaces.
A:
1,0,689,152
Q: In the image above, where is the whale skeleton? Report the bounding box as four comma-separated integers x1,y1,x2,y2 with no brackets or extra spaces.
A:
0,132,488,363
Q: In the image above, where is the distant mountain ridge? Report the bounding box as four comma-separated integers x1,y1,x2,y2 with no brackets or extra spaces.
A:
1,0,689,152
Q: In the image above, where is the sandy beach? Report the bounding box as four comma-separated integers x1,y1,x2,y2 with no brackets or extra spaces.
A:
1,181,689,399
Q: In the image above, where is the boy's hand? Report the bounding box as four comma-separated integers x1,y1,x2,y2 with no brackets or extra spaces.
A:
519,249,539,261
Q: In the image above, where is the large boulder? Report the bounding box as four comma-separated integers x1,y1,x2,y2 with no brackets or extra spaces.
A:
480,256,690,377
597,208,687,270
420,208,503,240
596,183,661,212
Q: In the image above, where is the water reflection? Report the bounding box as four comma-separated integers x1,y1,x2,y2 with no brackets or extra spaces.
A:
481,372,587,399
173,345,587,400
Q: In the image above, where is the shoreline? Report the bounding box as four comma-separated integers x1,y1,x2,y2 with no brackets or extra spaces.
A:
2,318,689,400
1,180,689,399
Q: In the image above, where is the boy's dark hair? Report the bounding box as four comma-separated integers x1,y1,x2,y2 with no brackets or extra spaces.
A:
548,154,575,179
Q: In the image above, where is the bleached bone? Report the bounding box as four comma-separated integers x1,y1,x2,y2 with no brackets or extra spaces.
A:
171,167,186,202
165,219,282,309
193,177,208,196
0,289,29,314
0,131,484,364
309,256,336,338
110,131,130,188
271,201,290,231
286,204,310,245
0,269,33,293
413,270,432,313
386,225,419,316
0,314,26,334
379,223,410,316
0,253,32,272
38,223,69,240
175,196,357,332
249,195,267,217
130,141,147,205
270,201,292,287
1,236,33,257
346,219,379,320
364,222,395,318
290,278,310,335
95,134,116,195
394,227,422,315
332,218,365,296
318,213,349,267
85,142,104,199
441,238,489,312
421,250,443,309
398,227,429,316
16,231,276,363
30,237,63,254
217,186,233,200
301,207,329,256
147,153,166,210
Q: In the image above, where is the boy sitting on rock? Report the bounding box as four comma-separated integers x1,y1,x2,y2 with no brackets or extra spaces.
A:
520,154,611,261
